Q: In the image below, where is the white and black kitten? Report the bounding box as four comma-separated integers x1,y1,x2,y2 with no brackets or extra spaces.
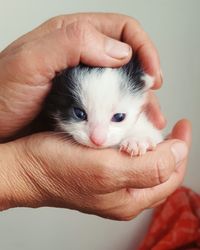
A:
43,56,162,156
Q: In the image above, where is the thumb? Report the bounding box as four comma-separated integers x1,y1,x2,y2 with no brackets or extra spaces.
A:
127,119,191,211
111,138,188,189
99,122,190,191
40,21,132,75
0,21,132,85
74,22,132,67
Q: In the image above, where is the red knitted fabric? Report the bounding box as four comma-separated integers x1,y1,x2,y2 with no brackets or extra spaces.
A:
138,187,200,250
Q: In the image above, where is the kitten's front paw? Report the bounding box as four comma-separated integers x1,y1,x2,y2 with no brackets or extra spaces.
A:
120,137,157,157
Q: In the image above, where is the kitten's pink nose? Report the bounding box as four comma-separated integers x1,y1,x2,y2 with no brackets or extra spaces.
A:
89,128,106,147
90,134,105,146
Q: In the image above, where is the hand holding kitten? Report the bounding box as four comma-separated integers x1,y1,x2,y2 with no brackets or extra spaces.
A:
0,13,164,139
0,120,190,220
0,13,190,220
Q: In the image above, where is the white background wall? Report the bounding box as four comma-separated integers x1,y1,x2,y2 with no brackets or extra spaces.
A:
0,0,199,249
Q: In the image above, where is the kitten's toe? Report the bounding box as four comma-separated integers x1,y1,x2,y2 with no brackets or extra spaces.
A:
120,137,157,157
138,141,149,156
127,142,139,157
148,139,156,151
120,139,138,157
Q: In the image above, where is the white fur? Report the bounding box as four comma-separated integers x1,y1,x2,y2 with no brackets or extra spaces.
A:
57,68,162,154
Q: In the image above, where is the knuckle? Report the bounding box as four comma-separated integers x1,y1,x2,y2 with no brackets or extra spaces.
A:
133,18,141,27
92,166,116,192
48,17,92,50
6,45,31,75
109,206,140,221
113,213,136,221
67,20,91,46
127,15,141,27
117,13,141,27
46,16,65,29
109,195,141,221
100,158,126,190
154,156,174,184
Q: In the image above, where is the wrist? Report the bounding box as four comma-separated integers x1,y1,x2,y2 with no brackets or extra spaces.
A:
0,139,45,211
0,142,17,210
0,143,22,210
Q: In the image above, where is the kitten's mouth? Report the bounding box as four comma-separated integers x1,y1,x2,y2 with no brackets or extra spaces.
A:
79,140,108,149
86,143,106,149
85,141,118,149
73,136,117,149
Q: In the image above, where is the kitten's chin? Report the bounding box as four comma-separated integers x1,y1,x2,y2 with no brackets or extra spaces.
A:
84,144,117,149
73,137,119,149
75,141,107,149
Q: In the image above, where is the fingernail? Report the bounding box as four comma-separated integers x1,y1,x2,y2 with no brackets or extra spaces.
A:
105,39,131,59
171,142,188,165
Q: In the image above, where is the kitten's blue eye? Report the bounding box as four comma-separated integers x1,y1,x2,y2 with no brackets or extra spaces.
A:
73,107,87,121
111,113,126,122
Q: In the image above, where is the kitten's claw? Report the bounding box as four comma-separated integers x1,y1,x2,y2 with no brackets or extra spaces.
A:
120,137,157,157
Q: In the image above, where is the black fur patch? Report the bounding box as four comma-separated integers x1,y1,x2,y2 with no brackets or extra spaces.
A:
121,55,145,92
43,69,81,125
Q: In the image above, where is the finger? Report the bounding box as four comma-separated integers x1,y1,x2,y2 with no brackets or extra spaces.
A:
150,198,167,208
102,119,190,191
1,13,161,87
0,21,132,85
50,120,189,193
89,145,187,221
122,21,162,89
145,90,166,129
68,139,180,193
92,153,186,221
170,119,192,147
115,139,188,189
81,189,132,220
57,13,162,87
128,158,187,213
125,119,191,212
50,14,162,88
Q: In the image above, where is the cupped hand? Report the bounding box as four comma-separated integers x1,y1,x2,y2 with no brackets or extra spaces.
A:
0,13,163,139
0,119,191,220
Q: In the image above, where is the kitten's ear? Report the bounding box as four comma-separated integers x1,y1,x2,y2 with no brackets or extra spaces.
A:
123,55,154,91
141,74,155,91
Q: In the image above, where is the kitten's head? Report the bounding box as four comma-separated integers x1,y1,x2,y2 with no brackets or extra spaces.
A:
45,57,153,148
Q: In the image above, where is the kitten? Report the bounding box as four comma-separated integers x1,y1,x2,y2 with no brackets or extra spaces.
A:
43,56,163,156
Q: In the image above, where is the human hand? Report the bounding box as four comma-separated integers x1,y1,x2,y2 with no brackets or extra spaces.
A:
0,119,191,220
0,13,163,139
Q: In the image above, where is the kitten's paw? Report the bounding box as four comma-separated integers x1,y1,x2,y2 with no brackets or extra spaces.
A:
119,137,157,157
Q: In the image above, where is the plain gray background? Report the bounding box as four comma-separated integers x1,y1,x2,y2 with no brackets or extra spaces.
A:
0,0,199,250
